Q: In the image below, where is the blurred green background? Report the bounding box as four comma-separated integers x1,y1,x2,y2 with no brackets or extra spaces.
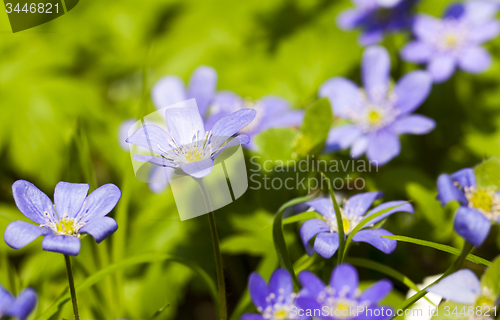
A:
0,0,499,319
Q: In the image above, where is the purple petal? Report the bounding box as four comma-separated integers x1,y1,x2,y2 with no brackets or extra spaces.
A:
359,280,392,304
462,0,499,25
241,314,266,320
12,180,56,225
330,264,359,299
80,217,118,243
180,158,214,178
366,131,401,166
4,221,50,250
337,9,364,29
248,272,270,310
300,219,331,256
437,174,468,206
451,168,476,189
401,41,433,63
394,71,432,115
318,77,362,118
454,207,491,247
365,200,414,225
269,269,294,304
325,125,363,152
188,66,217,116
151,76,187,110
259,96,291,115
132,155,177,168
5,288,37,320
78,184,121,223
306,198,334,217
428,55,456,83
126,124,173,156
470,20,500,44
357,306,393,320
314,232,340,259
351,136,368,158
295,296,322,317
444,3,465,20
211,109,257,149
118,118,138,151
298,271,326,297
390,115,436,135
258,110,304,132
427,269,481,304
362,46,390,104
377,0,401,8
352,229,397,254
344,192,383,217
0,285,14,314
359,29,385,46
54,182,89,219
148,166,174,194
42,234,81,256
165,99,205,144
414,15,442,42
458,46,492,74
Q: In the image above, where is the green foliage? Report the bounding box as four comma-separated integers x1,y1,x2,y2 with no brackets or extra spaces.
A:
481,256,500,299
474,157,500,190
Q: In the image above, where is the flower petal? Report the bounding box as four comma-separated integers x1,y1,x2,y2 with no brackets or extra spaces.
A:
351,136,369,158
5,288,37,320
132,155,177,168
0,285,14,314
401,41,433,63
148,166,174,194
451,168,476,189
428,55,456,83
330,263,358,299
188,66,217,116
359,29,385,46
314,232,340,259
248,272,270,310
42,234,81,256
427,269,481,304
436,174,468,206
394,71,432,115
357,306,394,320
126,124,173,156
470,20,500,44
325,125,363,153
295,296,322,316
366,131,401,166
259,96,291,115
462,0,499,25
211,109,257,149
258,110,304,133
352,229,397,254
390,115,435,135
344,192,383,217
241,314,266,320
151,76,187,110
78,184,121,222
298,270,326,297
54,182,89,219
306,198,334,217
12,180,56,225
80,217,118,243
300,219,331,256
362,46,390,104
269,269,294,304
365,200,414,225
180,158,214,179
414,15,442,42
458,46,492,74
118,118,138,151
318,77,362,119
165,99,205,144
4,221,50,250
337,9,364,29
454,207,491,247
359,280,393,304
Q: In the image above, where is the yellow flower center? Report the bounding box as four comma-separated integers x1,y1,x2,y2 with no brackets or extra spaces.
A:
334,300,354,319
368,110,382,124
274,310,287,319
471,190,493,212
444,34,459,48
186,150,203,162
342,218,351,233
55,218,80,236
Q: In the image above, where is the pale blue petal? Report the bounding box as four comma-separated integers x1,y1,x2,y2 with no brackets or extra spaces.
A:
42,234,81,256
427,269,481,304
4,221,50,250
80,217,118,243
362,46,390,104
54,182,89,219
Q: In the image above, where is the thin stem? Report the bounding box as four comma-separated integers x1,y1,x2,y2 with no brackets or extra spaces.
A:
64,255,80,320
197,179,227,320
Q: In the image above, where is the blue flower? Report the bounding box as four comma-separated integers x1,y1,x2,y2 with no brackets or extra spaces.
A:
4,180,121,256
401,1,500,83
320,46,434,165
337,0,419,46
427,269,498,307
243,269,309,320
126,99,256,178
296,264,393,320
205,92,304,149
0,285,37,320
437,168,499,247
300,192,413,259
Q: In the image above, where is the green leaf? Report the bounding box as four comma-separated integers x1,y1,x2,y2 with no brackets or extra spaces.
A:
474,157,500,189
480,255,500,298
220,235,271,255
254,128,298,162
432,302,469,320
295,98,333,156
273,192,319,289
282,211,318,225
36,253,217,320
383,235,491,267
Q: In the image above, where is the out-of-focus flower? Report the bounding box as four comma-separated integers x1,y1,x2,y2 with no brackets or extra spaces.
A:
0,285,37,320
401,1,500,83
300,192,414,259
337,0,419,46
427,269,498,308
320,46,434,165
405,275,442,320
4,180,121,256
296,264,393,320
242,268,309,320
126,99,256,179
437,168,500,247
205,92,304,149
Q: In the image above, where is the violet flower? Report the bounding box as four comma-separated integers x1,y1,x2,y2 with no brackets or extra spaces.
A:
0,285,37,320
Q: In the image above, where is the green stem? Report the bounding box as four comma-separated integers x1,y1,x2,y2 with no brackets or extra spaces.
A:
394,242,474,314
320,173,345,265
64,255,80,320
197,179,227,320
